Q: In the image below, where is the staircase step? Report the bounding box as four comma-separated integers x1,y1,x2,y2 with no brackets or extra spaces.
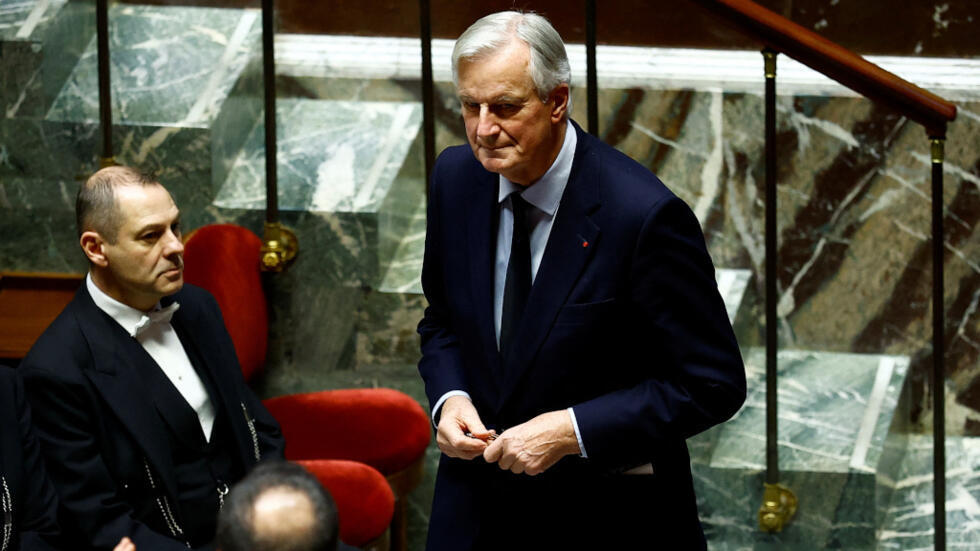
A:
214,97,424,287
693,348,910,549
1,0,94,119
3,4,262,231
46,5,259,128
877,435,980,549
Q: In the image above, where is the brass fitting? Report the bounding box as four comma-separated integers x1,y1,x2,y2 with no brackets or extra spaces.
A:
260,221,298,272
759,482,797,533
931,138,945,164
763,49,777,79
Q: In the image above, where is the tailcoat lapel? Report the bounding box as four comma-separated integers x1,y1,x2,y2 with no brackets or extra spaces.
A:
495,127,602,411
73,287,180,501
167,296,254,465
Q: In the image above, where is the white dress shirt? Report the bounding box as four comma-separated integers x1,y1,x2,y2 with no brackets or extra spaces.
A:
433,121,588,457
87,275,216,442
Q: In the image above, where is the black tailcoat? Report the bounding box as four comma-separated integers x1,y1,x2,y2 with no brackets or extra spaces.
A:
19,284,285,550
0,367,60,551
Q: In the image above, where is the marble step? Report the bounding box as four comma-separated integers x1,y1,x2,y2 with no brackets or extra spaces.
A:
877,435,980,550
1,0,94,120
3,4,261,228
692,348,910,550
213,97,424,288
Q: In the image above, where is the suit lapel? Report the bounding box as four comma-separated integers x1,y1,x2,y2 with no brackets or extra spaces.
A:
495,126,602,411
73,287,180,500
462,168,504,399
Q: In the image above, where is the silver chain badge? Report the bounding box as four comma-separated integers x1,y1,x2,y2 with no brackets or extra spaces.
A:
142,459,187,546
241,403,261,462
217,483,230,510
1,476,12,551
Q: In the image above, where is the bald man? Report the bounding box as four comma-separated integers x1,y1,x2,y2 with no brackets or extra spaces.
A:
216,461,342,551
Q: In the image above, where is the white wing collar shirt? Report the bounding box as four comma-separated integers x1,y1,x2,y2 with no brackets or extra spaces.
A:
86,274,216,442
433,120,588,457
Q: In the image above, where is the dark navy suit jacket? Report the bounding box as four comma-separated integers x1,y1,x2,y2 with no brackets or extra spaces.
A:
19,283,284,551
418,121,746,549
0,367,61,551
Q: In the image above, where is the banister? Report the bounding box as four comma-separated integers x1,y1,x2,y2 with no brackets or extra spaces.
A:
690,0,957,136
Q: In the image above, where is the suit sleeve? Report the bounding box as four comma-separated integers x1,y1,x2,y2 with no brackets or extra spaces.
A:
21,363,191,551
7,369,61,549
417,155,470,412
573,196,746,462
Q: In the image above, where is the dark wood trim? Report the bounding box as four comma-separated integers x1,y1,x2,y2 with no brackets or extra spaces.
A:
690,0,956,135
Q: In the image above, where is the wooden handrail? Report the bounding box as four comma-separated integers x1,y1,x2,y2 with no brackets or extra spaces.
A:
690,0,957,137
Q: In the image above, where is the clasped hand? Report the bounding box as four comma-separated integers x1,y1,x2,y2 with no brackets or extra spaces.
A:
436,396,580,475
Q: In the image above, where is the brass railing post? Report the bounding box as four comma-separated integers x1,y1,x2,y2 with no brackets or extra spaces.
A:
930,135,946,551
96,0,113,166
758,48,796,533
418,0,435,199
259,0,297,272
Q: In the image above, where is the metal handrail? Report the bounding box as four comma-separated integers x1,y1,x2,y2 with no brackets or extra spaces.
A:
686,1,956,547
689,0,956,136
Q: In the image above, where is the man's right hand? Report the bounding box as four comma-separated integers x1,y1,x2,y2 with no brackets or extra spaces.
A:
436,395,493,460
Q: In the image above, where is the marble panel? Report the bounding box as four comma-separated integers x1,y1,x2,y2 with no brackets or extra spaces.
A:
46,4,259,127
694,348,910,548
1,0,94,119
878,435,980,549
214,98,423,286
602,85,980,433
0,175,86,273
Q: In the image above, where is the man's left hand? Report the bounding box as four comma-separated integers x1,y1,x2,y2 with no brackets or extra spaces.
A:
483,409,580,475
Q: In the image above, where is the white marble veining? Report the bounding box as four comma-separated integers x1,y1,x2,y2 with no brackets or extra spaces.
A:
45,5,259,126
878,436,980,549
710,349,909,473
213,99,421,213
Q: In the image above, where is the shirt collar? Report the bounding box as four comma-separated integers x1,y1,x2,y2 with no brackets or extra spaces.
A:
86,273,163,338
498,119,577,216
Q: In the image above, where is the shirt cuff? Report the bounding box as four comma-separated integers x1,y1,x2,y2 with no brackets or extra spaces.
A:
432,390,471,427
567,407,588,458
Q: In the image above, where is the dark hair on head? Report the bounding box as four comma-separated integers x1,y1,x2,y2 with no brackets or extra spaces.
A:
76,165,159,243
216,461,339,551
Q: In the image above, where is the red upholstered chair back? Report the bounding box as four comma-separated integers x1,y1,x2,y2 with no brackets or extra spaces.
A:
183,224,267,381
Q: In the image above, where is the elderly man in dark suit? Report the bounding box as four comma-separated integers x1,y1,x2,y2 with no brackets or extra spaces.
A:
417,11,746,550
20,166,285,550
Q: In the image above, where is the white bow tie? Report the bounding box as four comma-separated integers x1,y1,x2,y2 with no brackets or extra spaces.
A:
133,302,180,337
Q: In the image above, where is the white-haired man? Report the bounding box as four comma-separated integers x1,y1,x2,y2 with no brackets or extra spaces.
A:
417,10,746,549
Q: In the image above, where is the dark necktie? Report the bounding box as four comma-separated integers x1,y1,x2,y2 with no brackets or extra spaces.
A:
500,192,532,361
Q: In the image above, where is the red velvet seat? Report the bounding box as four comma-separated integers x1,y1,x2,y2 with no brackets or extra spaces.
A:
183,224,431,550
297,459,394,550
265,389,430,475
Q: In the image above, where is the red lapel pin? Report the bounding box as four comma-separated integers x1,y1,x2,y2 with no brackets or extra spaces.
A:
582,240,589,248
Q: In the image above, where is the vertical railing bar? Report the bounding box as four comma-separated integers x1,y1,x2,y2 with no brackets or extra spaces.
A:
261,0,278,224
585,0,598,136
931,135,946,551
419,0,435,198
763,48,779,485
96,0,112,164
